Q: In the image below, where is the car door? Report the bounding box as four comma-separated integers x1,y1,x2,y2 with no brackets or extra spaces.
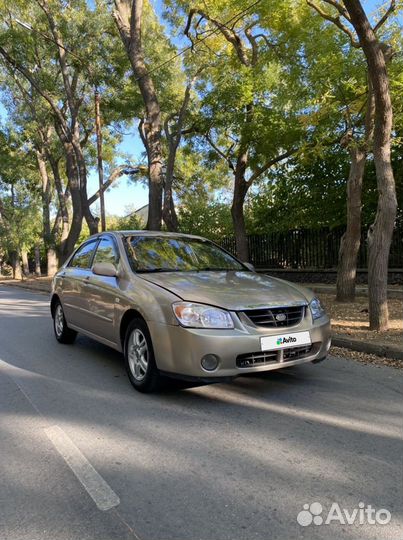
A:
60,239,99,329
84,235,120,344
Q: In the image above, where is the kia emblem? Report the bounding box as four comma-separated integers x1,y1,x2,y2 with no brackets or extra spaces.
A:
276,313,286,322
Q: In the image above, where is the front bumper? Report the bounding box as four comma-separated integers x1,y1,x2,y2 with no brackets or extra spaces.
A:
149,315,331,379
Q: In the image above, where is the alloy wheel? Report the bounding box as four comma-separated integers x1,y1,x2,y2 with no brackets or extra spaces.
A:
54,304,64,338
127,328,149,381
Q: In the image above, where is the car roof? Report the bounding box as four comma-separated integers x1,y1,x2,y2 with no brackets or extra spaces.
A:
88,230,208,241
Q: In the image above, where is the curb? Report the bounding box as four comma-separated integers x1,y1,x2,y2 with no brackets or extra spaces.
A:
0,281,50,295
332,335,403,361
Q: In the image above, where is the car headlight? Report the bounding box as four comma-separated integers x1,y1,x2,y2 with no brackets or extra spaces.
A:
172,302,234,329
310,297,326,320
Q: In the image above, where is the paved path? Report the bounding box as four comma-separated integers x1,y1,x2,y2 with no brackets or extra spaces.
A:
0,286,402,540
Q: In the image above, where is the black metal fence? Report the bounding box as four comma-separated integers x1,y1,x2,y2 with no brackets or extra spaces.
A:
220,227,403,269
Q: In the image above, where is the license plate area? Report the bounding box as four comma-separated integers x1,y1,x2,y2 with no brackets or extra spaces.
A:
261,331,311,351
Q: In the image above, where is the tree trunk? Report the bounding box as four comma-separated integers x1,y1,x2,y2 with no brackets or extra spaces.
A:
21,250,30,276
162,179,178,231
343,0,398,331
162,137,179,231
336,78,375,302
34,245,41,276
39,0,97,237
162,127,179,232
231,148,249,262
10,251,22,280
47,248,58,277
72,133,99,235
114,0,163,230
162,82,193,231
336,146,366,301
36,148,57,276
48,154,70,246
336,73,375,302
94,90,106,232
56,137,84,264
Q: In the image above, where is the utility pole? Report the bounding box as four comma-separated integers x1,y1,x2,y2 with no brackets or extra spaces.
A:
94,89,106,232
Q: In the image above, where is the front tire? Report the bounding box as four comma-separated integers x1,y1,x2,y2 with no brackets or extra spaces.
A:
124,318,160,393
53,301,77,344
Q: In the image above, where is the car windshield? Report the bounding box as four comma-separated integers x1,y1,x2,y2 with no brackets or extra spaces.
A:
124,236,245,273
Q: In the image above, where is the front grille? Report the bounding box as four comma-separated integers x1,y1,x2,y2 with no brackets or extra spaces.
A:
236,344,313,368
242,305,306,328
236,350,278,368
283,345,312,361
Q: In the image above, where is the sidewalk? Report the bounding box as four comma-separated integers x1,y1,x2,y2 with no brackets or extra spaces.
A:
1,277,402,361
0,276,52,293
304,283,402,300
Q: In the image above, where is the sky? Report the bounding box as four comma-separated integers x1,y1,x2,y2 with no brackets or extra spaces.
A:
1,0,401,217
87,127,148,218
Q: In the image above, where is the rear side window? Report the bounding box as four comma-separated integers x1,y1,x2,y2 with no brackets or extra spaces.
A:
93,237,119,266
69,240,98,269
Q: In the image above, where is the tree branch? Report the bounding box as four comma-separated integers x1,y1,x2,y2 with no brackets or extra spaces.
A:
0,46,70,138
322,0,351,21
205,133,236,172
247,148,298,186
35,0,77,121
306,0,360,47
244,26,259,66
87,165,146,206
185,8,251,66
374,0,396,31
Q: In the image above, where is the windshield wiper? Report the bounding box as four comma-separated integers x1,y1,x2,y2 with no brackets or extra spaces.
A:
137,267,237,273
196,267,233,272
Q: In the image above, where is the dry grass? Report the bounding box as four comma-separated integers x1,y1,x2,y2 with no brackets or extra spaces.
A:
330,346,403,370
319,293,403,347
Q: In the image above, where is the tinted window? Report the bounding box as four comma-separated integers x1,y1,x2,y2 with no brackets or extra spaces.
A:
125,236,245,272
93,237,119,266
69,240,98,269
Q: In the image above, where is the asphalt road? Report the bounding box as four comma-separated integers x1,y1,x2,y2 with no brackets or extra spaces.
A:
0,285,402,540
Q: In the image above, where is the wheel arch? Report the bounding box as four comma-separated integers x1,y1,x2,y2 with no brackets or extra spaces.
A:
120,309,148,347
50,294,60,318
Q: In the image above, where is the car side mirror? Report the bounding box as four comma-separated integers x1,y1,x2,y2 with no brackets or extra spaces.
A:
92,262,118,277
243,262,256,272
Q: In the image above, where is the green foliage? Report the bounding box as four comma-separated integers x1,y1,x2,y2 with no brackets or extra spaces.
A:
247,149,367,233
178,200,233,241
108,210,144,231
0,0,402,265
0,128,42,260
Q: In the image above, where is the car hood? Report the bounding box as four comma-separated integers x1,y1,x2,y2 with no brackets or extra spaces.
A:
140,271,311,311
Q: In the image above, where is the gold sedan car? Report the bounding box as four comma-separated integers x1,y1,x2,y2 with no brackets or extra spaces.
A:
51,231,331,392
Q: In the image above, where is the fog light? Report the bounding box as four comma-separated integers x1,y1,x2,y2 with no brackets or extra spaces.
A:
201,354,219,371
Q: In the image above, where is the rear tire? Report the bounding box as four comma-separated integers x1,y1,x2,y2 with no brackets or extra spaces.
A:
53,301,77,344
124,318,160,393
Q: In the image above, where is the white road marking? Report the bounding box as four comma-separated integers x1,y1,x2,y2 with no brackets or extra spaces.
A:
44,425,120,511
